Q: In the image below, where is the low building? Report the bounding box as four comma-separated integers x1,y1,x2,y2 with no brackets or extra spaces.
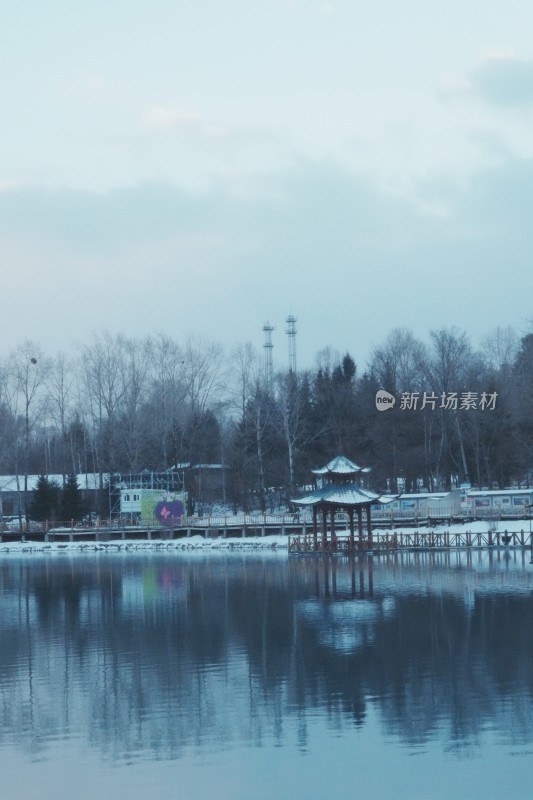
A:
0,474,104,519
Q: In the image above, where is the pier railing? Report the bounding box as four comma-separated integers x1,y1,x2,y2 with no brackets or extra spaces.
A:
0,512,310,542
288,528,533,553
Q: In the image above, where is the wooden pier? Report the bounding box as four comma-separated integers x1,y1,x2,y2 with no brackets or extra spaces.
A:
288,528,533,553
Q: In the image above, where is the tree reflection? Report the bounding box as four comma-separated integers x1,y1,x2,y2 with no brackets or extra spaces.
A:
0,552,531,761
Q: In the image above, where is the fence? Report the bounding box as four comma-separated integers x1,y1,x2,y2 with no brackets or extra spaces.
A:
288,528,533,553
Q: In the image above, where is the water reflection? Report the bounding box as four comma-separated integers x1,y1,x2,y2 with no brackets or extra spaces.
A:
0,551,532,766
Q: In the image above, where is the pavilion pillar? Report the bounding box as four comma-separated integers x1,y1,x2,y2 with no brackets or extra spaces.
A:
321,508,328,549
349,509,355,550
312,505,318,549
357,507,363,552
366,503,373,547
330,508,336,549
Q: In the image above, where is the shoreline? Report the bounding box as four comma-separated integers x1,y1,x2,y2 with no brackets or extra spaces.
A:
1,521,531,556
0,534,290,555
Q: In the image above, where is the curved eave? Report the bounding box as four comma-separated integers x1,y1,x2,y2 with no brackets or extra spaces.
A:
293,485,380,507
293,487,402,507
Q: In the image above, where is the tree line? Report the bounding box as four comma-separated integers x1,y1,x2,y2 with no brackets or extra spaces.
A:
0,325,532,515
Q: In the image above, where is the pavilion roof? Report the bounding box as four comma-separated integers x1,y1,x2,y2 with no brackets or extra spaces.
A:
311,455,371,476
292,483,395,507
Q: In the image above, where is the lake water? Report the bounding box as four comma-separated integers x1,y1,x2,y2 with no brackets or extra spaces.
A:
0,548,532,800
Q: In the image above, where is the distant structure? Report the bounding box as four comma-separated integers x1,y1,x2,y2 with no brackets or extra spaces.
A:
262,321,274,389
286,314,297,373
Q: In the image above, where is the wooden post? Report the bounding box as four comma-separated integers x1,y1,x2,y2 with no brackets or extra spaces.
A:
322,508,327,549
330,508,336,550
313,506,318,550
357,507,363,552
349,509,355,550
366,504,373,548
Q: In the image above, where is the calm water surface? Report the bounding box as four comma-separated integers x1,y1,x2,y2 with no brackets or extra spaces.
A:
0,548,532,800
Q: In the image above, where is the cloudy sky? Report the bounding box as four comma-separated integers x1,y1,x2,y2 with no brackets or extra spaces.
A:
2,0,533,370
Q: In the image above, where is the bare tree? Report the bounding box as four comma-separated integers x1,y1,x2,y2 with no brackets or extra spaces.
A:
275,370,315,495
79,331,127,482
424,327,473,489
481,326,519,373
5,341,50,524
228,341,259,420
118,336,152,472
371,328,426,392
181,335,225,414
46,352,77,474
146,333,188,468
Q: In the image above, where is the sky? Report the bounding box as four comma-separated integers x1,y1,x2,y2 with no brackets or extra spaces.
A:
2,0,533,372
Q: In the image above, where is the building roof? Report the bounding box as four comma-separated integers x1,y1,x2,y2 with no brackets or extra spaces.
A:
311,455,371,476
0,474,106,493
468,489,533,496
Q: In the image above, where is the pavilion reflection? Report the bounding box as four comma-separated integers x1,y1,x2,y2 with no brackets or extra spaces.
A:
0,552,531,761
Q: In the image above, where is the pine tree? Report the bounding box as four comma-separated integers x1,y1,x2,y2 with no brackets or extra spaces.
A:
29,475,60,522
60,474,85,522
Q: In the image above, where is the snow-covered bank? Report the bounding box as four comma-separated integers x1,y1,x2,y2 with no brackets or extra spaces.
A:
0,520,530,556
0,534,290,555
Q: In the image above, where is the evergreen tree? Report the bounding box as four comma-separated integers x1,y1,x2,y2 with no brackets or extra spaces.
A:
29,475,60,522
60,473,85,522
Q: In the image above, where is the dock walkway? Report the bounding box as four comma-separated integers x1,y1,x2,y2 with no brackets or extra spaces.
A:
288,528,533,553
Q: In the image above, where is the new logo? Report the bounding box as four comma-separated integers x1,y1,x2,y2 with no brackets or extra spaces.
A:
375,390,396,411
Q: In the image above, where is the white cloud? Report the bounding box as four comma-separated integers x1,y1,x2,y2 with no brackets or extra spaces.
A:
2,156,533,367
443,52,533,108
482,49,521,63
0,179,22,193
438,74,474,99
142,105,202,131
141,105,229,143
63,71,120,99
78,71,113,93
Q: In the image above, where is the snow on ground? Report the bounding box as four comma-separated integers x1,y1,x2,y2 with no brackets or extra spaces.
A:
0,534,290,556
0,519,529,556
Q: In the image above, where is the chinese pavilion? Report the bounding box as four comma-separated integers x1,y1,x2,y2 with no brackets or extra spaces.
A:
292,455,394,551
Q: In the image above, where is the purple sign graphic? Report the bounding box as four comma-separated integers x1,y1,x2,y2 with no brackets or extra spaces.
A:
155,500,185,527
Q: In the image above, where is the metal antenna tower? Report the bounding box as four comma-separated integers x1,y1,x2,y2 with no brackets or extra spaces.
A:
262,321,274,389
286,315,297,373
